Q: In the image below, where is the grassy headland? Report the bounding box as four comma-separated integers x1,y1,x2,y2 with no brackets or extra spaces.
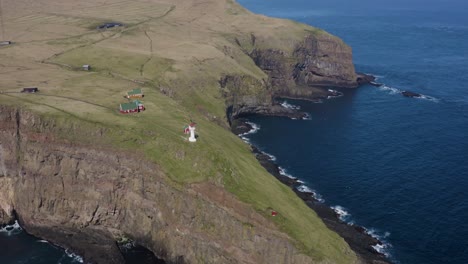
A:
0,0,357,262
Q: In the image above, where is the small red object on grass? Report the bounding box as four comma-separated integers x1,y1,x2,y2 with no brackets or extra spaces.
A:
271,211,278,217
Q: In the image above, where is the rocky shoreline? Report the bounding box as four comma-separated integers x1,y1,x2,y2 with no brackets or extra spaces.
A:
232,118,391,264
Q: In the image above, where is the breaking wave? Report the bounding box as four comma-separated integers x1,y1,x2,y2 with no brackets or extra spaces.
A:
379,84,402,95
278,166,296,179
372,74,385,79
371,77,439,102
57,249,84,264
417,94,440,103
243,122,260,135
365,228,393,258
239,122,260,142
280,100,301,110
379,84,440,102
331,205,351,221
263,151,277,161
66,249,84,263
0,221,22,236
329,205,393,258
327,89,344,99
296,185,325,202
302,113,312,120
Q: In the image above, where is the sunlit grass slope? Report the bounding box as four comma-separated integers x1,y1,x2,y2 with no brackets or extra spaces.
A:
0,0,356,262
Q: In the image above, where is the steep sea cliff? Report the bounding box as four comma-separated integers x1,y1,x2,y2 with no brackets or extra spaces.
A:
0,0,376,263
0,106,325,263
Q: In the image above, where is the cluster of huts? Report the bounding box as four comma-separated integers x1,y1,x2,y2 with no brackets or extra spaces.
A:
17,85,196,141
119,88,145,114
19,86,146,114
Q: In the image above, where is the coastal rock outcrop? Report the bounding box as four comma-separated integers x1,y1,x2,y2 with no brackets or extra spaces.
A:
225,30,362,119
0,106,318,264
402,91,422,98
250,33,358,96
292,33,358,88
220,75,306,122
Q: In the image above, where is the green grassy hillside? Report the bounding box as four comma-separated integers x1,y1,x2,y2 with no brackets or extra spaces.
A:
0,0,357,262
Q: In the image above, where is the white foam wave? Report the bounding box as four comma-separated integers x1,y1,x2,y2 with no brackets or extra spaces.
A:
372,74,385,80
239,121,260,139
278,166,296,179
365,228,378,237
331,205,351,221
379,85,401,95
264,152,277,161
297,185,313,193
378,83,439,103
280,100,301,110
364,227,393,257
239,122,260,143
327,89,343,99
372,243,389,255
370,81,383,86
0,221,23,236
302,113,311,120
243,122,260,135
37,239,49,243
296,185,325,202
240,136,250,143
418,94,440,103
65,249,84,263
315,195,325,203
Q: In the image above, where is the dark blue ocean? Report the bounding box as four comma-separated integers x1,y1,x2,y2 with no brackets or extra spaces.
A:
237,0,468,263
0,223,82,264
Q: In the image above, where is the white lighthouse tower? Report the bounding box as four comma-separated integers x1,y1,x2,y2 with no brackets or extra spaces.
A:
188,122,197,142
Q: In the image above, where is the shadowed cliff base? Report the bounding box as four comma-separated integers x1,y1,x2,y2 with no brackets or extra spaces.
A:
0,215,167,264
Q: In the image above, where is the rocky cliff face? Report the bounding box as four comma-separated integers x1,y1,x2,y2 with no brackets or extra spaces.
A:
291,34,357,88
225,31,359,119
220,75,305,123
251,33,358,95
0,106,317,264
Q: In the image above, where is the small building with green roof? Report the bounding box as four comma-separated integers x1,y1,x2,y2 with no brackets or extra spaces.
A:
125,88,144,99
119,100,145,114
